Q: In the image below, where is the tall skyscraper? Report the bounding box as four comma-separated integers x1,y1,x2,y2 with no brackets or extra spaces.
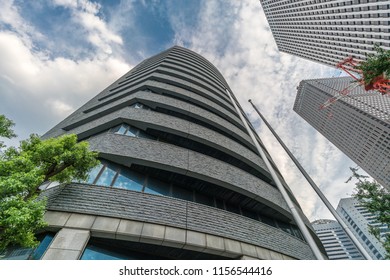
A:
312,219,364,260
259,0,390,67
337,197,388,259
293,76,390,189
1,46,324,260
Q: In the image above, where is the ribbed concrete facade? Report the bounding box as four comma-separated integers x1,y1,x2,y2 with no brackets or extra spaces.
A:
260,0,390,67
35,46,323,260
293,77,390,189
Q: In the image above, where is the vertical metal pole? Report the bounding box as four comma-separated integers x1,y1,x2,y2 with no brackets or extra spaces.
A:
248,99,372,260
226,89,325,260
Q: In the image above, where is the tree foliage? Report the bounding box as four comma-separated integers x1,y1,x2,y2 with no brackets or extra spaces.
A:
356,45,390,86
350,168,390,259
0,114,16,149
0,131,99,250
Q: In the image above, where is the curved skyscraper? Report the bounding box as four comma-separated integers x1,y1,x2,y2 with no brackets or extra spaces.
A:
33,46,323,260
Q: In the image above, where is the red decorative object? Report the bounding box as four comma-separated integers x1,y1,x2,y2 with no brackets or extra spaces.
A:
319,57,389,110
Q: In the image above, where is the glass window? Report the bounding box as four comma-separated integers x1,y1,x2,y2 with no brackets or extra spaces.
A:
95,164,117,186
125,126,138,137
113,169,144,192
81,245,130,260
215,199,224,210
1,233,55,260
195,193,214,206
81,239,165,260
278,222,293,235
241,209,259,220
113,124,128,134
292,226,303,240
133,103,143,109
29,233,55,260
261,216,276,227
225,203,241,214
86,163,104,184
172,185,193,201
144,177,170,196
138,130,156,140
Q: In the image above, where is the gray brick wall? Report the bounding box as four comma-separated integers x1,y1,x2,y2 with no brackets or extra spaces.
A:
87,133,290,215
44,184,315,259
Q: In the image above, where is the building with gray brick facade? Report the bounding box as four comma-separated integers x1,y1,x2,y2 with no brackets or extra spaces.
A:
259,0,390,67
293,77,390,190
2,46,325,260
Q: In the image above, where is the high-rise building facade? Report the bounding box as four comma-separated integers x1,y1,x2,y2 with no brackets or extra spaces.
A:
312,219,364,260
293,76,390,189
1,46,324,260
337,197,388,259
259,0,390,67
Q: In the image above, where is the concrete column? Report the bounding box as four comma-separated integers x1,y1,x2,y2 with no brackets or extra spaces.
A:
41,228,90,260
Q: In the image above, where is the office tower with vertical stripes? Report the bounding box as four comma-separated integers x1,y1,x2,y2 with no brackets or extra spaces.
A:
312,219,364,260
1,46,325,260
259,0,390,67
293,76,390,189
337,197,388,259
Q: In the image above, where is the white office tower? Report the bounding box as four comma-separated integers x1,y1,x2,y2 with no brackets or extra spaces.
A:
337,197,388,260
260,0,390,67
312,219,364,260
294,77,390,190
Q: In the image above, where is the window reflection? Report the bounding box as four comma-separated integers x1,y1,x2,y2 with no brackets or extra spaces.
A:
114,169,144,191
79,159,304,241
95,164,117,186
87,163,103,184
144,177,170,196
112,124,156,140
0,233,54,260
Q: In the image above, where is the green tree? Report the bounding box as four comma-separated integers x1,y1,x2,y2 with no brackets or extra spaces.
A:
0,131,99,250
0,114,16,149
356,44,390,86
350,168,390,259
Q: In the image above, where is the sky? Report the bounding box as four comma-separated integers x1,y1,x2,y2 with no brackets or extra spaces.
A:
0,0,366,221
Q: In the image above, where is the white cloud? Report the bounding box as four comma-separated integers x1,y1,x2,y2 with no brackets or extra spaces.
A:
0,0,45,47
0,1,130,142
52,0,123,56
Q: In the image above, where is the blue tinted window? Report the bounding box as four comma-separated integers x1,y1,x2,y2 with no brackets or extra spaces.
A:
113,169,144,192
114,124,128,134
125,126,138,137
86,163,104,184
95,165,117,186
144,177,170,196
172,185,193,201
30,233,55,260
81,245,129,260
